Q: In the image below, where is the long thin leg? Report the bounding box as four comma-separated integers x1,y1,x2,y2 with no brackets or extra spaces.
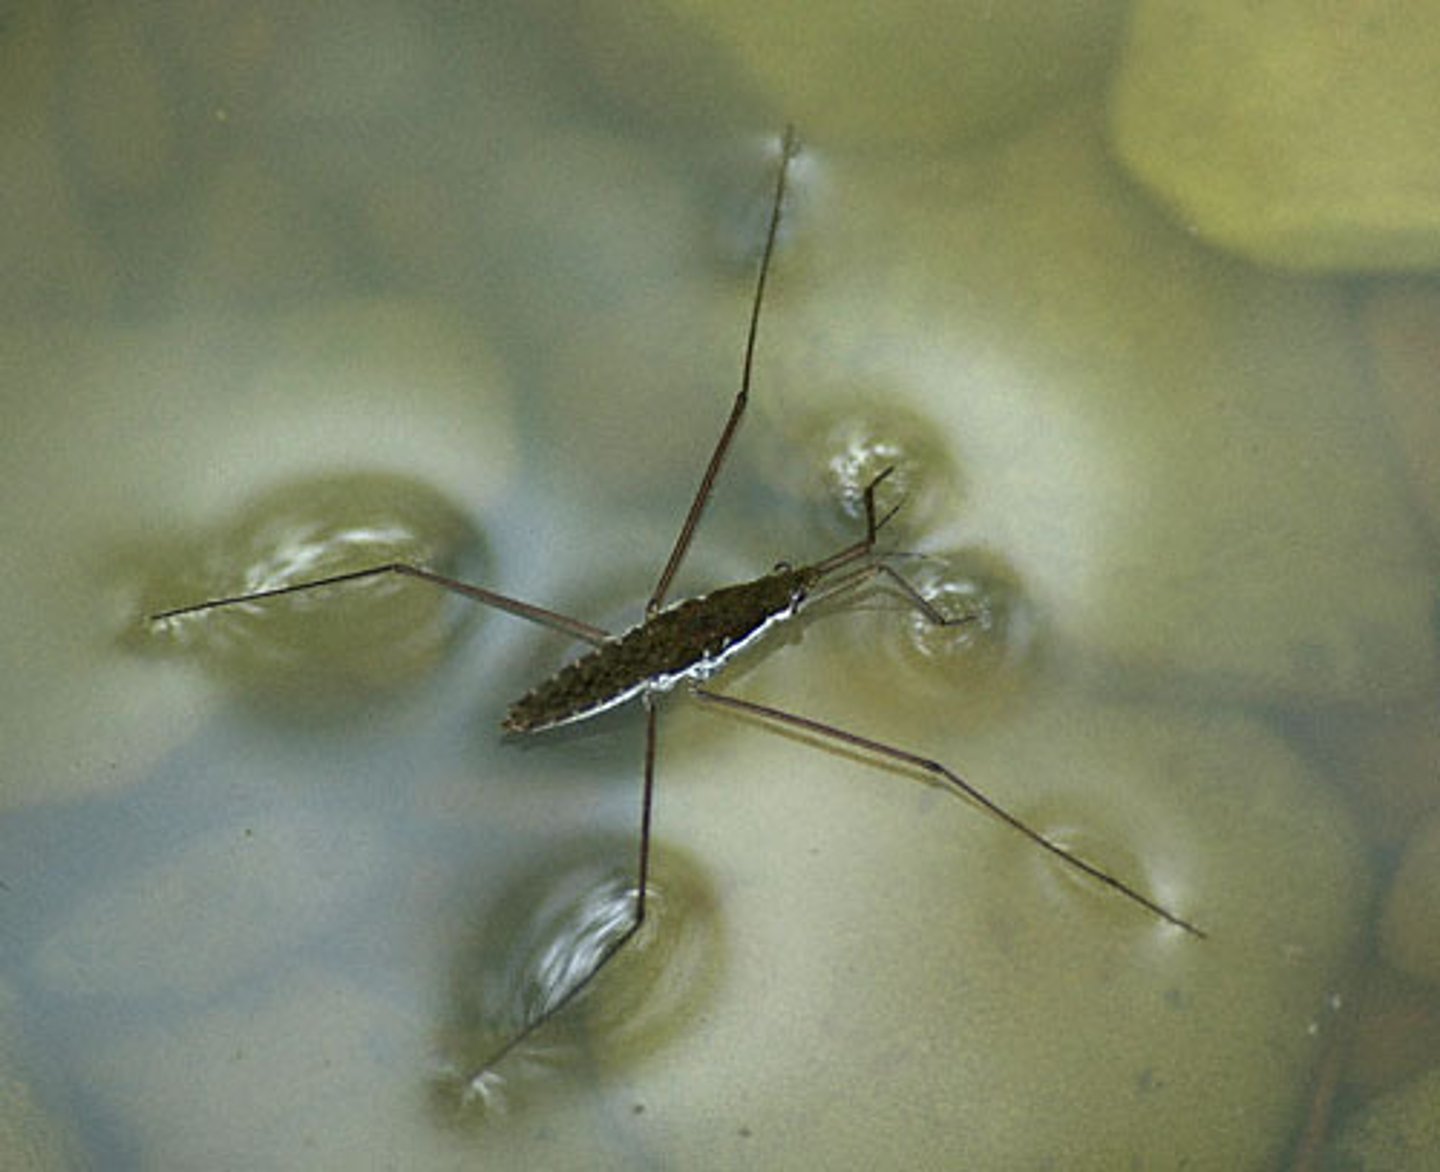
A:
804,465,900,578
807,560,972,630
874,562,978,629
804,466,970,628
634,695,658,918
465,695,659,1088
689,685,1206,937
648,126,800,616
148,562,612,647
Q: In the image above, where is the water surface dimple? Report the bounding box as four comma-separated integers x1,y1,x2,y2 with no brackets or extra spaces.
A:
142,470,486,709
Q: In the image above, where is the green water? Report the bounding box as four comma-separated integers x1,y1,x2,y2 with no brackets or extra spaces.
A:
1,4,1433,1169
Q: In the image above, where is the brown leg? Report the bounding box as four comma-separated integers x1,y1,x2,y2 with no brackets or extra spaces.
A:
648,127,800,616
463,696,659,1094
148,561,611,646
688,685,1205,938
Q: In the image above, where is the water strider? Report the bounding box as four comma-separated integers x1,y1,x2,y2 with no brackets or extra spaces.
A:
149,125,1204,1094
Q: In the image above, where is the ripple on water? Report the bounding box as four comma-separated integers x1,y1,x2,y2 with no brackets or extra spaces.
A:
433,839,722,1119
136,471,486,711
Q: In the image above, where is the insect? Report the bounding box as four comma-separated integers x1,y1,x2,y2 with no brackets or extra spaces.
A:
149,125,1204,1096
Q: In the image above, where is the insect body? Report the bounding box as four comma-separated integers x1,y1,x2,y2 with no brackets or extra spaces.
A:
505,566,813,733
149,125,1204,1098
504,474,900,735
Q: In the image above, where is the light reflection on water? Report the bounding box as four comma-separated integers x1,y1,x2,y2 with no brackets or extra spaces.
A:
431,839,722,1123
440,866,641,1117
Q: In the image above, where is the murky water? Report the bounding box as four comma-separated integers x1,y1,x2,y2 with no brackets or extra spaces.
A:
2,5,1436,1170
